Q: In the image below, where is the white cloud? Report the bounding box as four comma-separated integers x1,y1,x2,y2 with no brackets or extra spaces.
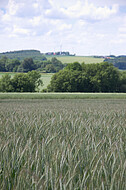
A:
119,34,126,39
44,7,67,19
0,0,126,55
95,33,106,39
59,23,72,31
62,1,119,21
7,0,19,16
12,25,30,36
5,0,52,18
119,26,126,33
45,0,119,21
118,16,126,33
30,16,42,26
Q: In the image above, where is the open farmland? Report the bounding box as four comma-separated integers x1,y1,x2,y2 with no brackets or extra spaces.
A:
0,99,126,189
46,56,104,64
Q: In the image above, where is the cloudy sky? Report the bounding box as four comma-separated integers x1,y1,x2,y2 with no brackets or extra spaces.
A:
0,0,126,55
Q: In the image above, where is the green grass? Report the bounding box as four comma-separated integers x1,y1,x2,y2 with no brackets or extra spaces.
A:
0,93,126,99
39,73,53,90
46,56,104,64
0,99,126,189
0,72,16,77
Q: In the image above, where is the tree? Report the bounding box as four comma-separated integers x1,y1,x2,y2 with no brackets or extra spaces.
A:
48,70,82,92
95,62,120,92
11,71,43,92
65,62,82,71
51,57,64,72
119,71,126,92
5,59,20,72
0,56,8,72
47,62,121,92
0,56,64,73
18,58,36,72
0,74,13,92
0,61,6,72
45,64,56,73
11,73,31,92
27,70,43,92
0,71,43,92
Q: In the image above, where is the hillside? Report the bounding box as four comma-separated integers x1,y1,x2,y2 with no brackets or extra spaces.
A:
0,50,104,63
0,50,45,60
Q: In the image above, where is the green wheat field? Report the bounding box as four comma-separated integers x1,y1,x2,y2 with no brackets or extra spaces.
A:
0,99,126,189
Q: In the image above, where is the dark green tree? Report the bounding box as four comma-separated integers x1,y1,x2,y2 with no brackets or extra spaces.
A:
96,62,120,92
48,62,121,92
119,71,126,92
11,73,30,92
65,62,82,71
51,57,64,72
45,64,56,73
0,74,13,92
0,56,8,71
18,58,36,72
48,70,82,92
0,71,43,92
0,61,6,72
11,71,43,92
27,70,43,92
5,59,21,72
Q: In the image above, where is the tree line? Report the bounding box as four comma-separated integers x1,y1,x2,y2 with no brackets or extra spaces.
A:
1,60,126,93
47,62,126,92
0,71,43,92
0,50,44,60
0,56,64,73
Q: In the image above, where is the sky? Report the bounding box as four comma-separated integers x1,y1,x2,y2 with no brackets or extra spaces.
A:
0,0,126,55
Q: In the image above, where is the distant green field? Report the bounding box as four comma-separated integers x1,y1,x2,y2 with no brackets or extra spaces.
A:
0,72,53,90
47,56,104,64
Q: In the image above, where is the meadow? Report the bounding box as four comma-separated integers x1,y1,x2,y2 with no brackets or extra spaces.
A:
46,56,104,64
0,99,126,189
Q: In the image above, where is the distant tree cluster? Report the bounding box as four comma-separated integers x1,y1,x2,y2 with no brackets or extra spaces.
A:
47,62,126,92
0,50,44,60
104,56,126,70
0,56,64,73
0,71,43,92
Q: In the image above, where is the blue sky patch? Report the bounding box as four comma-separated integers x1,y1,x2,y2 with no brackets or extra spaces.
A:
1,8,6,14
119,6,126,13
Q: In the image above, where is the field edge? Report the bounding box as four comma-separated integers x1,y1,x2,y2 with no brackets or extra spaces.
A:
0,93,126,99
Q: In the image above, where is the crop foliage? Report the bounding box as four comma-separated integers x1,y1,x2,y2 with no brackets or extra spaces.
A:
0,99,126,189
